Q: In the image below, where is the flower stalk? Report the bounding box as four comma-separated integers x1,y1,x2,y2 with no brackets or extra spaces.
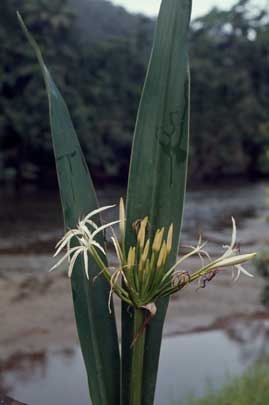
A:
130,309,146,405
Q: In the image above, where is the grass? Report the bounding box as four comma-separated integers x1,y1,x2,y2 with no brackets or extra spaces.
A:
178,363,269,405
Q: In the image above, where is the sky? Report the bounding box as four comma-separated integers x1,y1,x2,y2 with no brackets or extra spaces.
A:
111,0,266,18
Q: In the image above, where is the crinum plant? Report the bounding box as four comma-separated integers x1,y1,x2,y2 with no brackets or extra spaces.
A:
17,0,256,404
52,202,254,316
50,200,255,404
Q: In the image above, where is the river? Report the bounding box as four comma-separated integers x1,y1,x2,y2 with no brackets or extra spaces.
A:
0,180,268,259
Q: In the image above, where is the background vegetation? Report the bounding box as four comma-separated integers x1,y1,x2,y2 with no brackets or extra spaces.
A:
182,363,269,405
0,0,268,186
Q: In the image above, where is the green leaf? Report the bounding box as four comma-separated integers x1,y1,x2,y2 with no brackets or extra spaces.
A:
18,13,120,405
122,0,192,404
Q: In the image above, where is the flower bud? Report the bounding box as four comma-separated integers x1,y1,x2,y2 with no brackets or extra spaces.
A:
153,227,164,252
166,224,173,254
137,217,148,249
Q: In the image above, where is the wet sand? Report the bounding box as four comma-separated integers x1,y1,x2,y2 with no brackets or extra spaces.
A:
0,255,263,361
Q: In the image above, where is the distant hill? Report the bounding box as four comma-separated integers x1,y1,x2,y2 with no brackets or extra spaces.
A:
68,0,154,43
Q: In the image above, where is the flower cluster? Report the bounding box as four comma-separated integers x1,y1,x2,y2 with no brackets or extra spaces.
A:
51,199,256,315
50,205,119,278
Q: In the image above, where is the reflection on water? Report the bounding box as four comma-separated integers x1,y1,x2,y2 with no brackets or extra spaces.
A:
226,318,269,364
1,319,269,405
0,351,48,397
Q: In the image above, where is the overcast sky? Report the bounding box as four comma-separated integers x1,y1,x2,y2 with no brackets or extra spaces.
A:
111,0,266,18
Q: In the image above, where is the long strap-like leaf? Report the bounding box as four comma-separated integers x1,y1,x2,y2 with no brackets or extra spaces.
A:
122,1,192,404
18,14,120,405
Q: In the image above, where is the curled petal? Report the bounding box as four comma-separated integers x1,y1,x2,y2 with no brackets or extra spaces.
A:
171,271,191,287
234,264,254,281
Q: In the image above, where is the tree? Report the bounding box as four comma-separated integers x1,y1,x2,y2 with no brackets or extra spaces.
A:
189,0,269,180
0,0,78,186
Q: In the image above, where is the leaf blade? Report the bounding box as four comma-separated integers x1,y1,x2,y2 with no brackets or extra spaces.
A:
18,14,120,405
122,0,192,403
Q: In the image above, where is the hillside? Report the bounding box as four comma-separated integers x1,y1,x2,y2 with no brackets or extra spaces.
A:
68,0,154,42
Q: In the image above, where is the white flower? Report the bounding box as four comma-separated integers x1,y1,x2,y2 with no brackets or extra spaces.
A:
50,205,119,279
213,217,254,280
191,217,255,282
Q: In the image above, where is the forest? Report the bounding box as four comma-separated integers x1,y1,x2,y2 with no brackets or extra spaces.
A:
0,0,268,186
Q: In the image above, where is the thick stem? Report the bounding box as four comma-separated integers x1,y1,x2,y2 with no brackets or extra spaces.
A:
130,309,146,405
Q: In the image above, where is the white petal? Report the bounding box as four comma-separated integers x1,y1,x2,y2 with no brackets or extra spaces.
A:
221,218,237,257
83,205,116,222
234,267,240,282
91,220,120,238
111,236,122,264
234,264,254,281
90,240,106,255
67,238,71,263
68,248,84,278
49,247,80,272
83,219,98,230
211,253,256,269
79,236,88,247
220,245,235,259
54,245,80,261
84,250,89,279
78,223,93,238
231,217,237,248
55,233,70,248
54,233,81,256
55,229,81,248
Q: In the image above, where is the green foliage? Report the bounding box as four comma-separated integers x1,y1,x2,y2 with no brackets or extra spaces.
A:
181,363,269,405
0,0,79,184
0,0,150,184
18,13,120,405
190,0,269,180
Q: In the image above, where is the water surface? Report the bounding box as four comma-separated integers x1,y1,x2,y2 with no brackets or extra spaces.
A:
2,318,269,404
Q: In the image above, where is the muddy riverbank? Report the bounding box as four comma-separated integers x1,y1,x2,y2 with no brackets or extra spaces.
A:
0,257,264,360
